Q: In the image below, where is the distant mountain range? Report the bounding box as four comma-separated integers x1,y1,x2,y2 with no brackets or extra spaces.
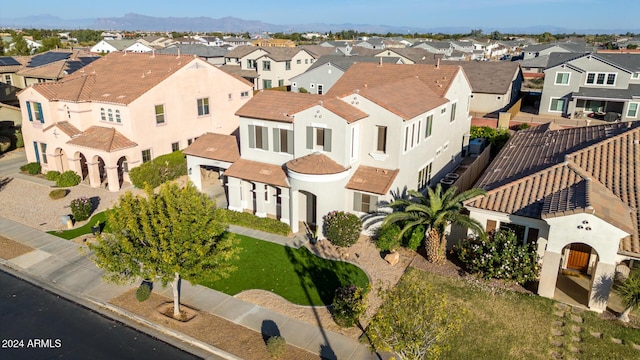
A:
0,13,636,35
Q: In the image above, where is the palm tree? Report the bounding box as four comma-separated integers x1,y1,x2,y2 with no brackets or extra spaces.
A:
381,184,486,263
618,273,640,323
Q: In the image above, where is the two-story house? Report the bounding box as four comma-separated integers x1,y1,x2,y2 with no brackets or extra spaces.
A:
185,62,472,235
539,53,640,121
18,52,253,192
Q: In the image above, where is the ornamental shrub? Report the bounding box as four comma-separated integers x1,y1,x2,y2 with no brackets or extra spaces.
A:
70,196,93,222
129,150,186,189
20,162,41,175
331,284,368,328
214,208,290,235
56,171,81,187
45,170,61,181
375,223,402,251
404,224,425,251
49,189,69,200
265,335,286,359
454,229,540,285
323,211,362,247
136,282,152,302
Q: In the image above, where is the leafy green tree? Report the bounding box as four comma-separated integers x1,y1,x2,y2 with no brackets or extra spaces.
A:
0,38,5,55
618,273,640,323
381,184,485,263
89,183,239,317
10,35,31,55
366,269,464,359
39,37,62,52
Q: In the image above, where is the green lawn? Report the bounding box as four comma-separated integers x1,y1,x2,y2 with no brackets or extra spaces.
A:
47,211,109,240
197,235,370,306
390,268,640,359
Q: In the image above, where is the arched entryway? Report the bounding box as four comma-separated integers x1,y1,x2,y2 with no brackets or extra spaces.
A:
554,243,597,308
298,190,317,230
78,153,89,180
54,148,69,173
92,156,107,185
116,156,128,187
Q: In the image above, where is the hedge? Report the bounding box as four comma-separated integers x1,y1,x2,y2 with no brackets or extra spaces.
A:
129,150,187,189
214,208,291,236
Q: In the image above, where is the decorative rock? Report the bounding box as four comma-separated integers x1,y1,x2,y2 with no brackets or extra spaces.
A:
554,311,565,317
569,346,580,354
553,321,564,327
384,251,400,266
552,329,564,336
611,338,623,345
571,336,582,343
572,307,585,314
571,326,581,333
551,340,564,348
632,342,640,350
591,332,602,339
555,303,569,310
570,315,583,323
550,350,563,359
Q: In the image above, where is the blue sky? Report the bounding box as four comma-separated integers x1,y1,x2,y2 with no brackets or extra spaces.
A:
3,0,639,31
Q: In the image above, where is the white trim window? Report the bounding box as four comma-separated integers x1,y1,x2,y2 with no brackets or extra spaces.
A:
549,97,566,113
155,104,166,124
425,114,433,139
555,72,570,85
403,120,421,153
628,103,639,118
585,72,616,86
418,162,432,191
632,72,640,80
197,98,210,116
248,124,269,151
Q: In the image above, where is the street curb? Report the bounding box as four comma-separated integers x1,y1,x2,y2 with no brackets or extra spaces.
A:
0,260,238,360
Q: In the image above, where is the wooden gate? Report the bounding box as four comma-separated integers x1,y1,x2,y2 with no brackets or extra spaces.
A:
567,244,591,272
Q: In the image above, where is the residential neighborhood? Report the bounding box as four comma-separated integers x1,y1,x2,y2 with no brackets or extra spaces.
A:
2,8,640,360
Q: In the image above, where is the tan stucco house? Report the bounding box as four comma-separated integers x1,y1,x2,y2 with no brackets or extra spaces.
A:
18,52,253,191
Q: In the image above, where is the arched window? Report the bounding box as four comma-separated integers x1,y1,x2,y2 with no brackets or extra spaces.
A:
108,109,113,122
100,108,106,121
115,110,121,123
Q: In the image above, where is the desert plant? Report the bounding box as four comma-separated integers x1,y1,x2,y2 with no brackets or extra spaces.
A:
20,162,41,175
70,196,93,222
49,189,69,200
404,225,425,251
375,223,402,252
618,273,640,323
454,229,539,285
323,211,362,247
135,282,152,302
265,335,286,359
0,136,10,153
45,170,61,181
56,171,81,187
331,284,368,328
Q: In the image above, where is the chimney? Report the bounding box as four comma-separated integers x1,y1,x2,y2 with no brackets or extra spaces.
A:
151,49,155,58
379,56,382,66
436,58,440,69
177,47,180,58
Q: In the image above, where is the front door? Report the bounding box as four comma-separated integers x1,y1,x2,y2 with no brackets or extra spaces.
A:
567,244,591,273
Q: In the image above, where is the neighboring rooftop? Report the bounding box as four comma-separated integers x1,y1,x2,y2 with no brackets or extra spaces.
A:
182,133,240,163
346,166,399,195
443,60,521,94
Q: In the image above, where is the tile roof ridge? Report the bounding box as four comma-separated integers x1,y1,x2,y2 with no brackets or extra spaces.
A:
566,121,640,159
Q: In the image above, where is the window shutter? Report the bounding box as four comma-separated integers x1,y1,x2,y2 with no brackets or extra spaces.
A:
261,127,269,150
526,228,539,244
287,130,294,154
371,195,379,211
37,102,44,123
486,220,497,233
324,128,332,152
306,126,313,149
272,128,280,152
353,192,362,212
26,101,33,122
248,125,255,148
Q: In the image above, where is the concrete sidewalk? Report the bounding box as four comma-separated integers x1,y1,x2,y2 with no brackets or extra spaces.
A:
0,217,378,360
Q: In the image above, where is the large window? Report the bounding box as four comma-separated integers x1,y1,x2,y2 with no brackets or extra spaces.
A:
450,102,457,122
306,126,332,151
353,192,378,213
418,162,432,191
273,128,293,154
154,104,165,124
586,72,616,86
628,103,639,118
197,97,209,116
555,72,570,85
376,126,387,153
263,79,272,89
549,98,566,112
285,61,291,70
40,143,47,164
425,115,433,138
263,60,271,71
248,125,268,150
403,121,420,152
27,102,44,123
247,59,256,69
142,149,152,163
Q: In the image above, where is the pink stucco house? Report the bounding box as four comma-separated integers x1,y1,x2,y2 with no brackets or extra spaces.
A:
18,51,253,191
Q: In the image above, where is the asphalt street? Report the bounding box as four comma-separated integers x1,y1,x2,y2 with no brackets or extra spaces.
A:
0,270,202,360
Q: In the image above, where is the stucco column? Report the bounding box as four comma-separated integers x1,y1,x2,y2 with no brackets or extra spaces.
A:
588,261,616,313
87,161,101,188
279,187,290,226
289,188,299,233
254,183,266,218
105,165,120,192
68,156,82,176
186,158,202,191
226,177,242,212
538,250,562,299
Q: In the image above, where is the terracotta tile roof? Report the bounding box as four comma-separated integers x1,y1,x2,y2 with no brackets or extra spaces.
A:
327,62,462,98
346,166,399,195
358,77,448,119
466,122,640,256
182,133,239,163
30,52,202,105
224,159,289,188
42,121,81,137
66,126,137,152
285,152,348,175
235,91,367,123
